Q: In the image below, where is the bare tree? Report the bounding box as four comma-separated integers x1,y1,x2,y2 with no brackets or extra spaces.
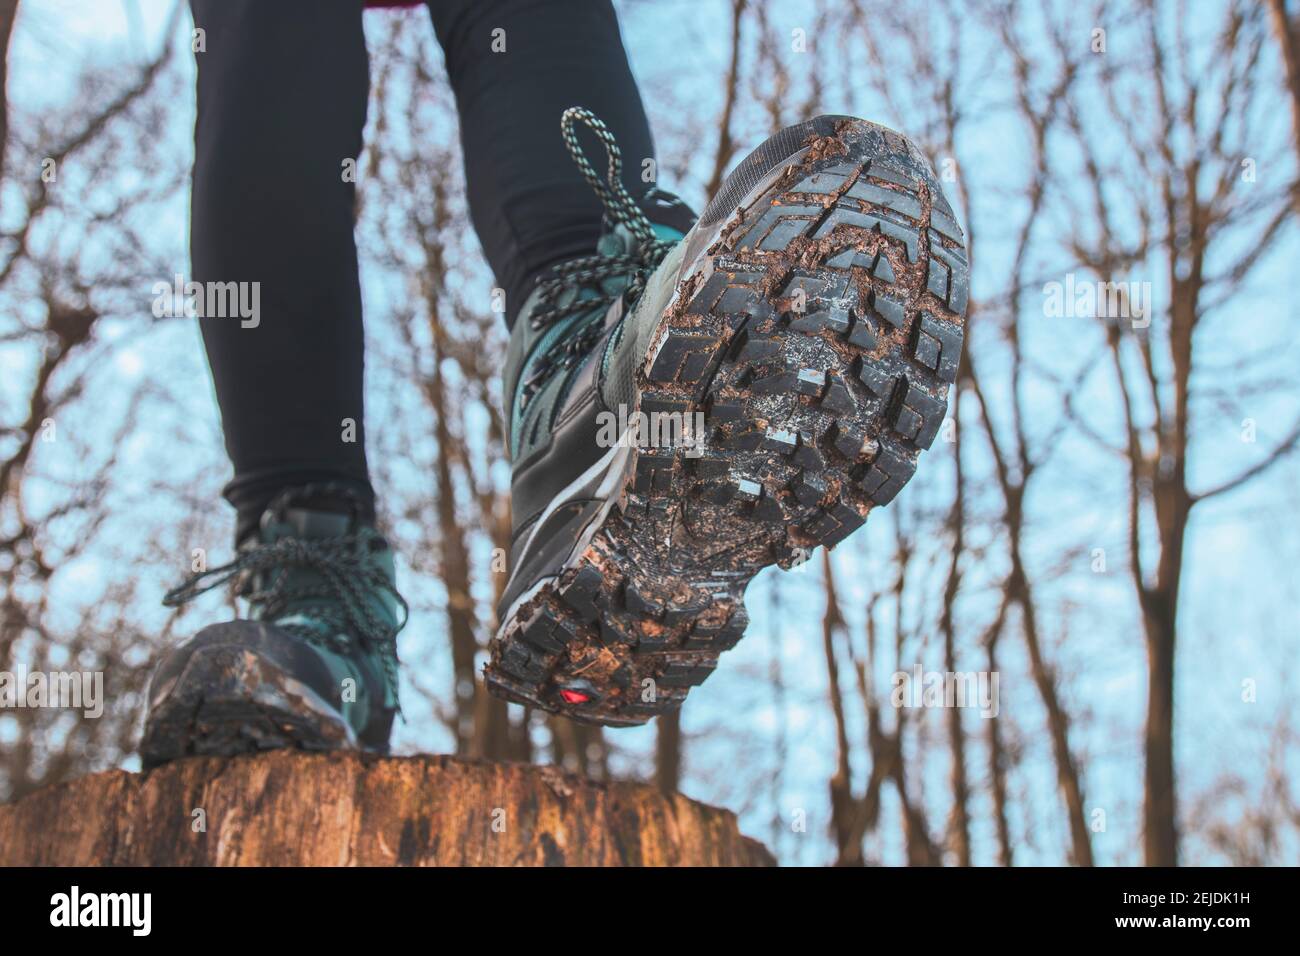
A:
0,7,196,800
1055,0,1297,864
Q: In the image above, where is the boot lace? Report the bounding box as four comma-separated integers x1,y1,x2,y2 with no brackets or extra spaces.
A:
162,488,407,710
521,107,679,407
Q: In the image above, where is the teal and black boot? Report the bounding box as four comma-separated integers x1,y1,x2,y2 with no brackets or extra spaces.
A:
140,485,405,768
487,109,969,726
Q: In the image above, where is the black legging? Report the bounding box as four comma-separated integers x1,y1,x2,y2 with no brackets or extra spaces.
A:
188,0,656,542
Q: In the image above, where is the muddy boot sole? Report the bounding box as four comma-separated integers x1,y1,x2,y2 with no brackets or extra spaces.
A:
140,641,358,770
487,116,969,726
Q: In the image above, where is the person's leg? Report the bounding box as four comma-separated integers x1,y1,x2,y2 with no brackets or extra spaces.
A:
427,0,660,328
190,0,374,543
142,0,402,768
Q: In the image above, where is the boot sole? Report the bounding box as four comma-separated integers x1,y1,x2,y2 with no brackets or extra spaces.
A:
487,117,969,726
140,643,359,769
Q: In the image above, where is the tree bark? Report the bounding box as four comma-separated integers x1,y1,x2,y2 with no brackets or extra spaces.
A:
655,710,682,794
0,0,18,184
821,551,858,865
940,386,972,866
0,751,774,867
1267,0,1300,203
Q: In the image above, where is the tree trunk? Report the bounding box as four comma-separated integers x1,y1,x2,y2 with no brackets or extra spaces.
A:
940,388,972,866
1141,591,1180,866
1268,0,1300,204
820,551,859,865
0,752,774,867
655,711,682,794
0,0,18,184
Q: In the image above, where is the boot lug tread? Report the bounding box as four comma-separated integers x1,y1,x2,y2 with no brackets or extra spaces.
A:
488,118,968,725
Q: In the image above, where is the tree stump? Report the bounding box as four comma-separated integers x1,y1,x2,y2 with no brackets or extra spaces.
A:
0,751,774,866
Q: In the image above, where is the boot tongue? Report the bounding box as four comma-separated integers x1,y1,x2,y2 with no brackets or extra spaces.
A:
639,186,699,236
261,507,353,544
255,486,366,546
598,220,689,260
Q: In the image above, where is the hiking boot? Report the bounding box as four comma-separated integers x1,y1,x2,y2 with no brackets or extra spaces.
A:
487,110,969,726
140,484,405,768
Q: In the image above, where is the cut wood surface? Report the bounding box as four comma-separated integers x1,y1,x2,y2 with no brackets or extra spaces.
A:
0,751,774,866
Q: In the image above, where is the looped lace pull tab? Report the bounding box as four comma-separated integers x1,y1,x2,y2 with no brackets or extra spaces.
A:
559,107,655,247
517,109,679,413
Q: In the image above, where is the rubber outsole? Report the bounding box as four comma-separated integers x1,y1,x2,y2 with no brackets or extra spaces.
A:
139,643,358,769
486,118,969,726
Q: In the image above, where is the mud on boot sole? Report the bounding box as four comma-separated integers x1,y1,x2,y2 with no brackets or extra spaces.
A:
139,643,358,769
487,116,968,726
